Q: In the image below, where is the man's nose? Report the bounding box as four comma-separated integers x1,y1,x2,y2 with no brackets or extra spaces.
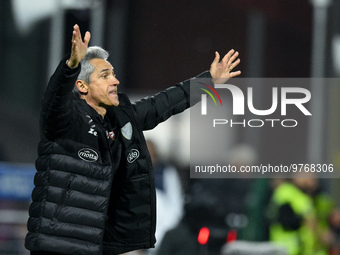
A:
111,75,120,86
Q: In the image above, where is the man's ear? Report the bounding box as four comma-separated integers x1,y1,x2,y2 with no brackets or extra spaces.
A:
76,80,89,95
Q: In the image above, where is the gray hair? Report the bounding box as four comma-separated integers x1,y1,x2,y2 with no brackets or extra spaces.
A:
73,46,109,94
78,46,109,83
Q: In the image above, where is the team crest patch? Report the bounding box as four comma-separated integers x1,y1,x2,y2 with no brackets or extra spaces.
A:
121,122,133,140
107,130,115,140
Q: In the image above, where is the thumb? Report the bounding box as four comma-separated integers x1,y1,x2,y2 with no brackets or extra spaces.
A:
84,31,91,46
211,51,220,66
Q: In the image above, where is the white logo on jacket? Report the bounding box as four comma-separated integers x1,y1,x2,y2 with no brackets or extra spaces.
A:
88,127,98,137
127,149,139,163
78,148,99,162
121,122,132,140
86,115,98,137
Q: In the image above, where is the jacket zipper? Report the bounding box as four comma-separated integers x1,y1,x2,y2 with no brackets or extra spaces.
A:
120,94,157,247
53,174,74,221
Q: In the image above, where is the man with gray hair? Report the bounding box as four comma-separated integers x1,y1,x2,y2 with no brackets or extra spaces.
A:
25,24,241,255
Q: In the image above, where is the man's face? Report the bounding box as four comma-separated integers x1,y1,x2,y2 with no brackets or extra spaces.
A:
86,58,120,107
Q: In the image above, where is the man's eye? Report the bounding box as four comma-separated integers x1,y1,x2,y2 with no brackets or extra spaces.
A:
102,74,108,78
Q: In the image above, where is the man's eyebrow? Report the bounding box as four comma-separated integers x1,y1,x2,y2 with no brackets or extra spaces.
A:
99,68,115,74
100,68,111,73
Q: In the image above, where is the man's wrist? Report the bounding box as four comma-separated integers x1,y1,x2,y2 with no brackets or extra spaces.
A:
66,59,79,69
64,59,80,73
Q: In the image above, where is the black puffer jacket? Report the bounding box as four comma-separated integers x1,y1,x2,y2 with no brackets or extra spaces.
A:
25,56,211,255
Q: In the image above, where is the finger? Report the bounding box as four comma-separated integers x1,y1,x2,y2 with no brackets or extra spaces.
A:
71,30,77,49
228,52,240,72
211,51,220,66
71,25,77,42
74,24,82,42
84,31,91,46
230,70,241,78
227,52,239,68
221,49,235,63
229,58,241,72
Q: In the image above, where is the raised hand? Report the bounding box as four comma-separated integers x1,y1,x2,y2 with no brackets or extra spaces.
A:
210,49,241,84
67,24,91,69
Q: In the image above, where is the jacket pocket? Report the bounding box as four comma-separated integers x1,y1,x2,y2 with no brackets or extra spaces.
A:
52,173,75,221
106,174,152,244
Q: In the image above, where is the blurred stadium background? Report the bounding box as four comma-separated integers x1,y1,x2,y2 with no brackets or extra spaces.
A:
1,0,340,254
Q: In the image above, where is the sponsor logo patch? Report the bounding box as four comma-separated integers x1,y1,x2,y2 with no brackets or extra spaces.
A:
78,148,99,162
127,149,140,163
